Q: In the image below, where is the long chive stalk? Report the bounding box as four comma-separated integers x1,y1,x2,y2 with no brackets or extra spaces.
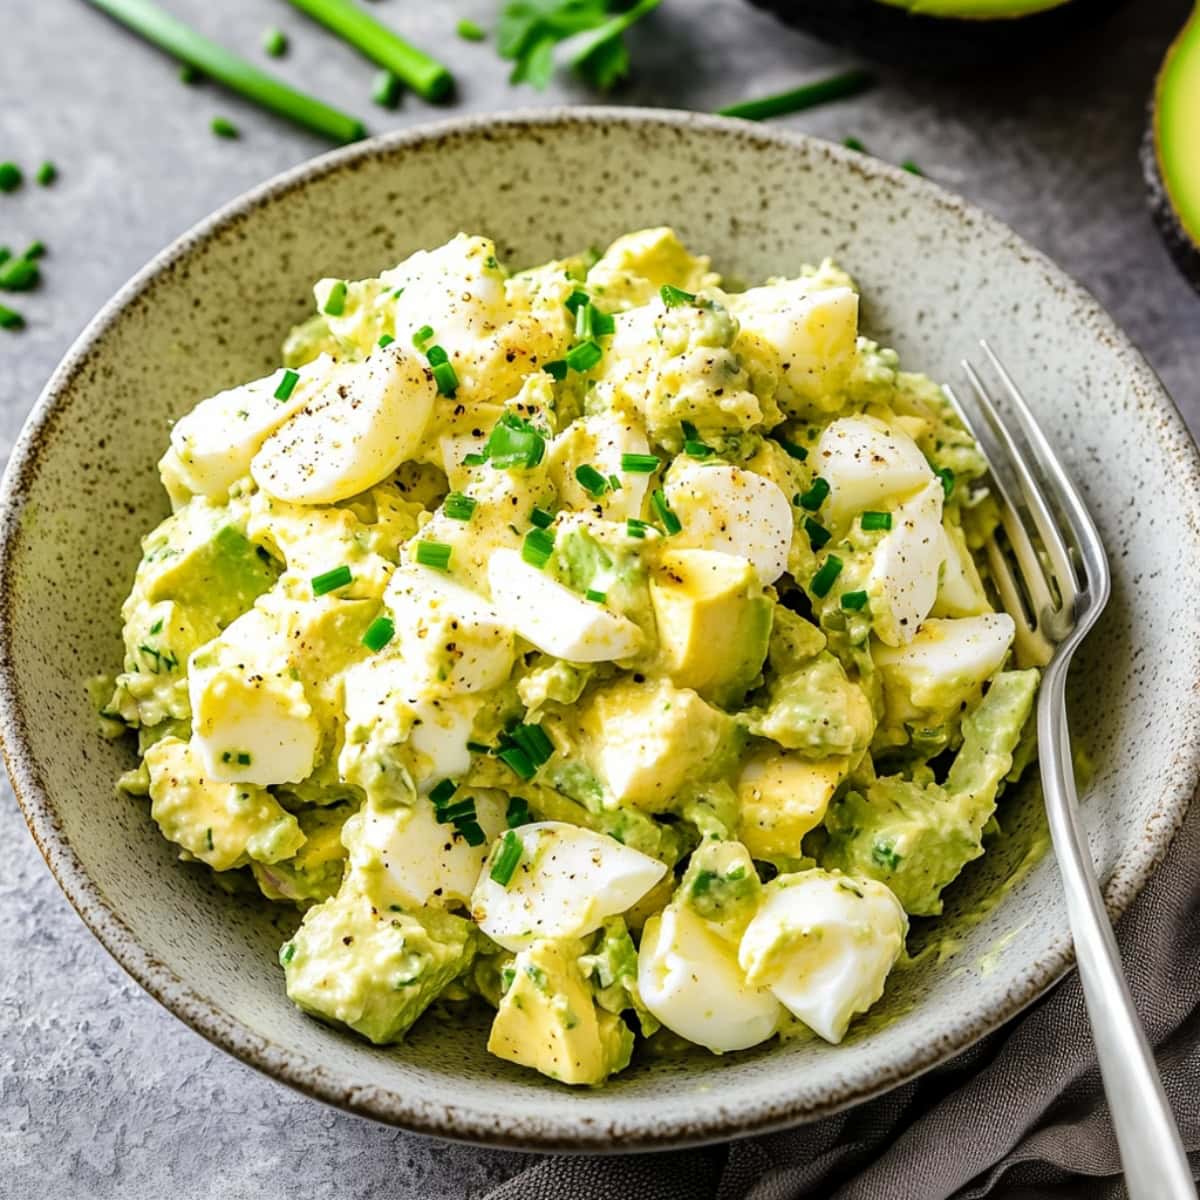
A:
283,0,454,102
718,68,875,121
82,0,367,142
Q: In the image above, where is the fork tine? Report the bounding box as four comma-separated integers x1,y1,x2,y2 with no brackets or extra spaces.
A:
961,359,1080,618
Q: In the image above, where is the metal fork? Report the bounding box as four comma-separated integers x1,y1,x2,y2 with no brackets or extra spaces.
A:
945,343,1195,1200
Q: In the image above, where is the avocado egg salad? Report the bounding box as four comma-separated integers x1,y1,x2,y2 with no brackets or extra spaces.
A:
99,227,1039,1086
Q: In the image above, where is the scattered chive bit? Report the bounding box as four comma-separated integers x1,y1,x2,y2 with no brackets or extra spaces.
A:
529,505,554,529
279,942,296,965
311,564,352,595
660,283,695,307
0,248,9,266
377,333,395,347
179,63,203,84
810,554,843,598
522,526,555,568
372,68,403,109
797,477,830,512
263,27,288,56
236,751,252,766
435,798,478,825
466,741,492,755
717,68,875,121
274,368,300,401
683,437,711,458
498,744,536,782
456,17,485,41
901,159,924,176
607,473,621,491
462,451,488,466
651,488,682,535
414,540,452,570
322,279,348,315
361,615,395,651
564,338,602,373
860,510,892,531
0,163,22,193
0,305,24,331
543,359,567,381
585,588,607,604
506,796,532,828
425,345,459,396
620,452,660,473
804,517,831,551
592,308,615,336
211,116,240,138
413,325,435,352
843,136,867,152
457,821,486,847
429,778,457,806
564,289,589,314
508,723,554,767
840,590,869,611
23,241,46,260
936,467,955,498
443,491,477,521
575,463,609,497
574,300,594,340
490,829,524,885
0,257,39,292
392,287,405,299
485,411,545,469
205,828,215,851
36,161,57,186
776,436,808,461
626,517,648,539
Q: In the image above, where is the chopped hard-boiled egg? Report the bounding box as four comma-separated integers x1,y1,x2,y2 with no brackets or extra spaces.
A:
252,343,436,505
471,821,667,952
639,904,782,1053
487,548,644,662
664,460,794,585
549,412,654,521
867,479,946,646
738,869,907,1044
932,524,992,618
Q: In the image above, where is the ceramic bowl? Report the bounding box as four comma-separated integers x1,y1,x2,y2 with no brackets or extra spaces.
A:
2,109,1197,1152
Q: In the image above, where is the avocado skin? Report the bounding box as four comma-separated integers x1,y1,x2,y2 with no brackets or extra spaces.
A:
746,0,1124,69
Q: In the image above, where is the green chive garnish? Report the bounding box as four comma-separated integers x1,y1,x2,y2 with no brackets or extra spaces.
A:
377,333,395,348
621,452,660,473
585,589,607,604
717,68,875,121
23,241,46,261
660,283,695,307
506,796,532,828
429,778,457,806
274,368,300,401
592,308,615,336
458,821,486,847
498,745,536,782
565,339,602,373
443,491,477,521
211,116,240,138
626,518,648,539
936,467,955,499
840,590,868,611
466,741,491,755
323,279,348,315
804,517,831,550
564,289,589,313
797,477,830,512
0,163,22,193
776,437,808,461
462,452,487,467
509,723,554,767
575,463,609,497
0,257,39,291
456,18,485,41
684,439,711,458
860,511,892,531
485,412,544,469
35,161,57,187
543,359,567,381
413,324,434,349
522,527,555,568
414,541,452,570
435,798,477,825
362,615,395,651
236,751,252,765
490,829,524,885
312,564,352,595
0,248,10,267
430,358,459,397
0,305,23,331
901,159,924,176
263,27,288,56
574,301,594,341
372,68,402,109
179,63,203,84
810,555,843,598
651,488,682,535
843,136,867,152
529,506,554,529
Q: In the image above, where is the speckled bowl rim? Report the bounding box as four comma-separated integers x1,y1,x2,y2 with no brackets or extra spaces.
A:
1,107,1197,1153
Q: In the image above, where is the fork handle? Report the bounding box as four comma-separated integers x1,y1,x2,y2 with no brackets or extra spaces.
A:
1040,684,1195,1199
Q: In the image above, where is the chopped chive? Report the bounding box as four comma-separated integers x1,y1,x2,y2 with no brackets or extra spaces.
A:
592,308,615,336
263,27,288,56
620,452,660,473
776,437,808,461
529,505,554,529
414,540,452,570
585,588,607,604
274,368,300,401
211,116,240,138
510,723,554,766
651,488,682,535
804,517,831,550
377,333,395,347
0,163,22,193
23,241,46,261
901,159,924,176
457,821,486,847
425,341,447,363
0,305,24,331
660,283,696,307
0,248,10,266
149,619,164,634
575,463,609,497
456,18,485,40
506,796,532,827
486,411,545,469
860,510,892,531
564,338,602,373
436,798,477,825
322,279,348,316
522,526,555,568
372,68,402,109
717,68,875,121
362,615,395,651
84,0,368,141
684,440,711,458
312,564,352,595
462,452,487,467
35,161,57,187
279,942,296,965
429,778,457,806
843,136,867,152
431,360,458,397
810,555,843,598
608,474,621,491
574,301,594,341
0,257,39,291
179,63,203,84
543,359,567,381
564,289,589,313
626,518,647,539
443,491,477,521
936,467,955,499
236,751,252,766
490,829,524,885
466,741,491,755
413,324,434,349
797,477,830,512
840,590,869,611
498,745,536,782
391,287,404,299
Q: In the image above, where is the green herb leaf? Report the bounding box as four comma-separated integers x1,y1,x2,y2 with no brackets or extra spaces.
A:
810,554,843,599
362,615,395,651
490,829,524,885
860,510,892,531
311,564,352,595
414,541,452,570
443,491,477,521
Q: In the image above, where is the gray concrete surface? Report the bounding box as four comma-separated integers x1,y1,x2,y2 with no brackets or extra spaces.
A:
1,1,1197,1196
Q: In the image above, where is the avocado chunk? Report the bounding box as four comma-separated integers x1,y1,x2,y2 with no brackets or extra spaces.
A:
144,737,305,871
651,549,773,707
282,886,476,1044
1145,5,1200,291
488,939,635,1085
679,840,762,943
251,804,350,906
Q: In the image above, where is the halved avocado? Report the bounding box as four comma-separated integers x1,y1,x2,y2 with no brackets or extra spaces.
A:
747,0,1124,68
1144,6,1200,291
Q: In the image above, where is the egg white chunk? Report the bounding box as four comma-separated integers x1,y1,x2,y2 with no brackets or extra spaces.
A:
471,821,667,952
551,412,654,521
251,342,436,505
932,524,992,618
664,461,793,585
738,870,907,1044
639,904,782,1054
867,479,946,646
487,548,643,662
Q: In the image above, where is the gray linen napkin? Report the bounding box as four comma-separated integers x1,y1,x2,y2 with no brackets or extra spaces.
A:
483,796,1199,1199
